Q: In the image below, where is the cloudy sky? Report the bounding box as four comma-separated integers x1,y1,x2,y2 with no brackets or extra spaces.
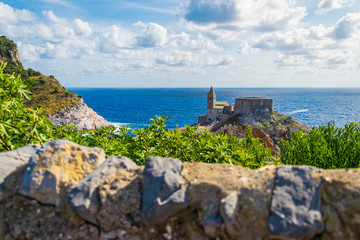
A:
1,0,360,87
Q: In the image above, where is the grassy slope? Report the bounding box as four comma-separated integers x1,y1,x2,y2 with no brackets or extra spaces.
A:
25,75,81,115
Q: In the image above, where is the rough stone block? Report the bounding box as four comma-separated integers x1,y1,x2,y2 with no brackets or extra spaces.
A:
0,144,40,186
68,156,138,226
220,191,238,221
97,166,142,231
184,163,276,239
268,166,324,239
141,156,188,225
4,194,99,240
19,140,105,206
318,168,360,239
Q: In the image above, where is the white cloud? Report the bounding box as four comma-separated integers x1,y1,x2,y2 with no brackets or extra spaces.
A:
185,0,238,25
206,56,234,66
239,40,259,54
168,32,190,46
16,41,45,61
331,13,360,40
100,25,135,52
4,9,96,60
134,21,168,47
80,62,128,75
18,38,96,60
42,10,62,23
40,10,86,41
190,34,221,51
203,29,237,41
243,13,360,70
73,19,92,36
0,7,94,52
317,0,355,14
0,2,34,24
130,60,152,69
184,0,306,32
99,22,198,54
156,51,194,67
36,24,55,40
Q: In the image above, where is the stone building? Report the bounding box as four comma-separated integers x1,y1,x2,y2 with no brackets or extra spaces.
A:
198,87,273,124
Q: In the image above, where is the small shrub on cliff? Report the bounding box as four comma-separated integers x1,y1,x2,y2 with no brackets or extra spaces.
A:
280,121,360,169
0,62,53,151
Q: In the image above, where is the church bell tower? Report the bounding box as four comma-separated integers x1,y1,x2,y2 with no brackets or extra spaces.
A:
207,87,216,109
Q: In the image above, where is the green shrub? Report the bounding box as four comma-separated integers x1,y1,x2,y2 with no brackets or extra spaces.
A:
280,121,360,169
39,77,46,85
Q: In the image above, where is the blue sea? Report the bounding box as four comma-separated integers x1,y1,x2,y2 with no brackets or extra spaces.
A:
68,88,360,129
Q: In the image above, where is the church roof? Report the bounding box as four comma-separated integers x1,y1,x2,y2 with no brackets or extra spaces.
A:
209,86,215,94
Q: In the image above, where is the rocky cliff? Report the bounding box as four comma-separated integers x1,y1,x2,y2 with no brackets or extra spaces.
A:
49,98,113,131
212,111,309,153
1,140,360,239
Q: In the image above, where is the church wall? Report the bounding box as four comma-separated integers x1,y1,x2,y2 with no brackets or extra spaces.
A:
234,98,273,115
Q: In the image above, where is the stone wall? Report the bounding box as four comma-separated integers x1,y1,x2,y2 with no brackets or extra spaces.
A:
235,98,273,116
198,115,207,125
223,105,234,115
1,140,360,239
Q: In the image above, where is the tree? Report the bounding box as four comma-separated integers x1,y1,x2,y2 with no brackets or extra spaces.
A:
0,62,53,151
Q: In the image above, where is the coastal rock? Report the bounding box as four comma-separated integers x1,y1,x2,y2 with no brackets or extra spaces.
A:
215,124,277,154
264,112,309,146
68,156,139,228
0,144,40,185
49,98,113,131
212,111,308,152
141,156,188,225
269,166,324,239
19,140,104,206
238,108,272,125
7,40,22,64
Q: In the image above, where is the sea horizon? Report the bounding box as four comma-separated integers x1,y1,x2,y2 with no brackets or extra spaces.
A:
68,87,360,130
67,87,360,89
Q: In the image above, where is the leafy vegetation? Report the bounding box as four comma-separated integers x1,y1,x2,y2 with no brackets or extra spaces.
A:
281,121,360,169
51,116,277,168
0,35,80,115
0,62,52,151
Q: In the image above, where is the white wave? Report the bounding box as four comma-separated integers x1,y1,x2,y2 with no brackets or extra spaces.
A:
287,109,309,115
109,122,130,128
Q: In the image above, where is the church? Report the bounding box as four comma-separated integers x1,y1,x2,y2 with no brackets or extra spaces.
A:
198,87,273,124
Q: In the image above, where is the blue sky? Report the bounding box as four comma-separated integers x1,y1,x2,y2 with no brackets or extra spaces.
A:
1,0,360,87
